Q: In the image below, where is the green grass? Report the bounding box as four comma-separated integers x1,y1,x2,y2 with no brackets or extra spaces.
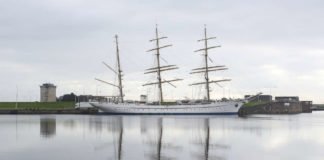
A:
314,104,324,109
0,102,75,110
161,101,177,105
243,101,269,107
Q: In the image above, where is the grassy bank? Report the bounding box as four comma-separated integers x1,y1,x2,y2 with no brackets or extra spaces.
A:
314,104,324,110
243,102,269,107
0,102,75,110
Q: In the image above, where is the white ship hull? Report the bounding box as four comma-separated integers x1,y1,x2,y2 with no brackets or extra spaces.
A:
90,101,243,115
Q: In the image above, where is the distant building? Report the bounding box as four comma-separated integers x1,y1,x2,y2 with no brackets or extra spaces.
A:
275,96,299,102
301,101,312,113
140,95,147,103
59,93,77,102
40,83,57,102
58,93,108,102
244,95,272,103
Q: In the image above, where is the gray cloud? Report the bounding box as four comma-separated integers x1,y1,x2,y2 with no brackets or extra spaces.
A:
1,0,324,102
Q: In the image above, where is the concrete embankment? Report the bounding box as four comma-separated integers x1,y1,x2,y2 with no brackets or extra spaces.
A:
238,101,311,117
0,108,98,115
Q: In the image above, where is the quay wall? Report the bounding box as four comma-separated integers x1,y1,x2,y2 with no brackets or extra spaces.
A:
0,108,98,115
238,101,305,117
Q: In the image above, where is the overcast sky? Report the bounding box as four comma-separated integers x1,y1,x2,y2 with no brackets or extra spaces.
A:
1,0,324,103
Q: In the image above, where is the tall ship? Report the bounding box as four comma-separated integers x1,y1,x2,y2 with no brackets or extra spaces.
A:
91,26,253,115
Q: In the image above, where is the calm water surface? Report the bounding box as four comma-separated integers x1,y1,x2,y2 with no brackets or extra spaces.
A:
1,112,324,160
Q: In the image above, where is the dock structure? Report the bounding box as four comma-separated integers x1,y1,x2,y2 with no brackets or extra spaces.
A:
239,96,314,116
301,101,312,113
0,108,98,114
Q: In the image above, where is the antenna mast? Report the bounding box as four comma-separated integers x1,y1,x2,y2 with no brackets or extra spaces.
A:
190,26,231,101
143,25,182,104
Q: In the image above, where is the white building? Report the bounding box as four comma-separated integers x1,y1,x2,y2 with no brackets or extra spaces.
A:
140,95,147,103
40,83,57,102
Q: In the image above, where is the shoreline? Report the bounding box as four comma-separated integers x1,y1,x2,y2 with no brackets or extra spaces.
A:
0,108,98,115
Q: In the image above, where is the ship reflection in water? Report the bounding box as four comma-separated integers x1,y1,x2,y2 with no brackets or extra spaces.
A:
1,113,324,160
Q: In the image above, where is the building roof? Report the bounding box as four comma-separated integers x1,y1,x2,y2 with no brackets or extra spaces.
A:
40,83,56,88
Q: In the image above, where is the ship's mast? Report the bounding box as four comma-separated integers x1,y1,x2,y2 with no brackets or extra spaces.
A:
203,27,211,100
155,27,163,103
115,35,124,103
95,34,124,103
143,25,182,104
190,26,231,102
